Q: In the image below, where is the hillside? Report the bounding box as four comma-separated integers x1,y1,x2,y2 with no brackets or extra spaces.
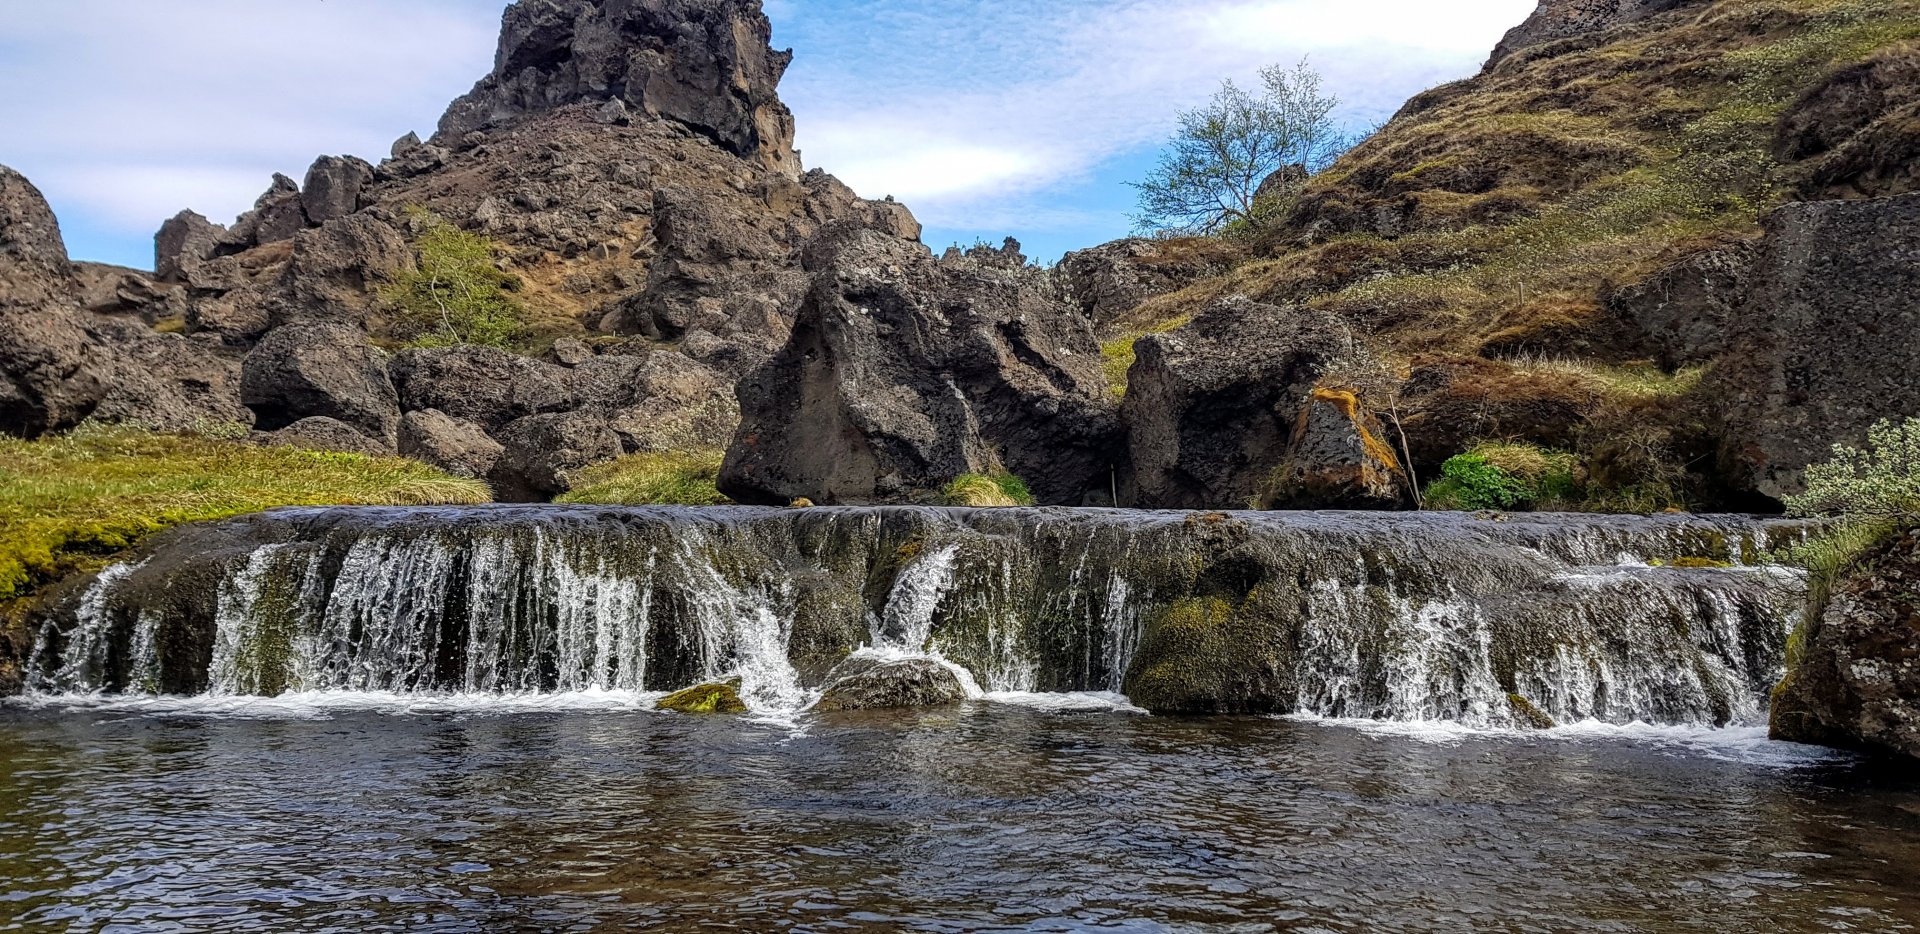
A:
1092,0,1920,511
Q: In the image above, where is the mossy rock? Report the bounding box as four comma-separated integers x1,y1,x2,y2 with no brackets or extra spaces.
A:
657,681,748,714
1508,693,1557,730
1123,593,1292,715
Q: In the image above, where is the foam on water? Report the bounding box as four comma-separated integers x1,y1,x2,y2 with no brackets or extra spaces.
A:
1283,714,1847,768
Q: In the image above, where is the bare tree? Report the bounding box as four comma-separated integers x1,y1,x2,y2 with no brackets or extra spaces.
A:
1131,61,1344,235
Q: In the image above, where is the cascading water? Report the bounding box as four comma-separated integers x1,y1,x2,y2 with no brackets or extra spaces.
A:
17,506,1814,727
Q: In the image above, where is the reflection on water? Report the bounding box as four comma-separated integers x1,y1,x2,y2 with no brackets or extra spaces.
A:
1,702,1917,932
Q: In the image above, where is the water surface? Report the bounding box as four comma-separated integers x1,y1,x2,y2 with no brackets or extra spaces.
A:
3,700,1916,932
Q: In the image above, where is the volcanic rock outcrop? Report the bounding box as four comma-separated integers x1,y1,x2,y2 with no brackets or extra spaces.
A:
720,229,1119,506
1485,0,1702,69
1713,193,1920,502
1772,527,1920,762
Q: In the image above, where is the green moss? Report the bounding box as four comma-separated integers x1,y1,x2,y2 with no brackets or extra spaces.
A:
657,681,748,714
941,473,1035,507
1508,693,1558,730
557,450,730,506
1124,591,1289,714
0,425,490,602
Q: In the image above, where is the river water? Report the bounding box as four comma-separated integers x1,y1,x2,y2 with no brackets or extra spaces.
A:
3,698,1917,932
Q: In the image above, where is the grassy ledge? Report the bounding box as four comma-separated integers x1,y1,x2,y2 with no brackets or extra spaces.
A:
556,450,731,506
0,426,491,602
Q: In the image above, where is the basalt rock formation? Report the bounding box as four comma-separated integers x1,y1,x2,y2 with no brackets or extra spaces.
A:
720,229,1119,506
0,0,917,503
1772,528,1920,762
1485,0,1703,70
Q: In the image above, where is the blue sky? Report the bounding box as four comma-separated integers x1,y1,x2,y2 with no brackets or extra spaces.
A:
0,0,1533,269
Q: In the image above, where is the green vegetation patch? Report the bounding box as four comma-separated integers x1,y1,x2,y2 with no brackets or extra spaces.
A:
940,473,1035,508
0,425,490,602
1425,443,1580,512
557,450,731,506
657,681,748,714
383,208,529,349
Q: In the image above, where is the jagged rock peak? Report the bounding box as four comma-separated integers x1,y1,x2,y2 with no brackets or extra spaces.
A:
0,165,70,275
1486,0,1702,69
436,0,799,175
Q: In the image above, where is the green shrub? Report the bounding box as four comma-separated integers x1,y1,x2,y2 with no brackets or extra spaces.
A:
941,473,1035,507
0,425,490,602
1425,453,1529,511
1784,417,1920,519
556,451,730,506
383,208,527,349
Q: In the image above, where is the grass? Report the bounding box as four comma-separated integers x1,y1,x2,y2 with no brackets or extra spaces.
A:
556,450,731,506
0,425,490,602
941,473,1035,508
1100,315,1191,398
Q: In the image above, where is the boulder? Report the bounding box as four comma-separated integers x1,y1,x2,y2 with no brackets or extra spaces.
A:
813,655,968,712
656,681,748,714
1772,528,1920,761
721,227,1119,506
224,174,308,250
277,214,412,326
300,155,375,225
85,318,252,432
398,408,504,479
0,165,106,437
488,411,622,501
391,345,575,432
1714,194,1920,502
1122,297,1349,510
154,210,225,281
1056,237,1224,335
264,416,391,457
1262,387,1409,510
186,291,273,344
545,337,595,368
435,0,801,175
240,323,399,441
1486,0,1702,69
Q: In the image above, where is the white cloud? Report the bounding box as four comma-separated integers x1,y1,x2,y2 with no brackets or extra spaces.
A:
0,0,503,247
0,0,1535,263
776,0,1536,227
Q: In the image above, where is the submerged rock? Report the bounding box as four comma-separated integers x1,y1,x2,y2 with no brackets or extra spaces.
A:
813,655,967,712
658,681,748,714
1772,527,1920,761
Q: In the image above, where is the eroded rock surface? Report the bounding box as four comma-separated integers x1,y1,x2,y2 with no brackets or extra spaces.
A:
722,228,1118,506
813,655,967,711
1773,528,1920,761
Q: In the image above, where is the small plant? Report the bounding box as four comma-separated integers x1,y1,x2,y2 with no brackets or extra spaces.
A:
941,473,1034,508
383,208,527,349
1424,453,1530,511
1784,417,1920,519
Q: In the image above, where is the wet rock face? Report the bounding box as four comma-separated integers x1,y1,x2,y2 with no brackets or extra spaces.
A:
721,228,1120,506
1123,297,1348,510
1773,528,1920,761
814,655,967,712
437,0,799,175
1485,0,1701,69
1714,194,1920,502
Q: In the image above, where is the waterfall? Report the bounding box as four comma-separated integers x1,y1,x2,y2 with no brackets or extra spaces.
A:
18,506,1813,728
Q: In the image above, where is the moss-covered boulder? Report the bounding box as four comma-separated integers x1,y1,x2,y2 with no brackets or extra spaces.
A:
1123,594,1293,715
657,681,748,714
813,655,967,712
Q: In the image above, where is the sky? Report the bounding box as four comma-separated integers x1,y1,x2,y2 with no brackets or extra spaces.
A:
0,0,1535,270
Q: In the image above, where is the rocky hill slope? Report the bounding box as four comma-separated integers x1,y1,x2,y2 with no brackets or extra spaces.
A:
3,0,1918,514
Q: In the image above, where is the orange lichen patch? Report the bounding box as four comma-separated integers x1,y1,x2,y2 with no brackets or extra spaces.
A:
1307,387,1406,474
